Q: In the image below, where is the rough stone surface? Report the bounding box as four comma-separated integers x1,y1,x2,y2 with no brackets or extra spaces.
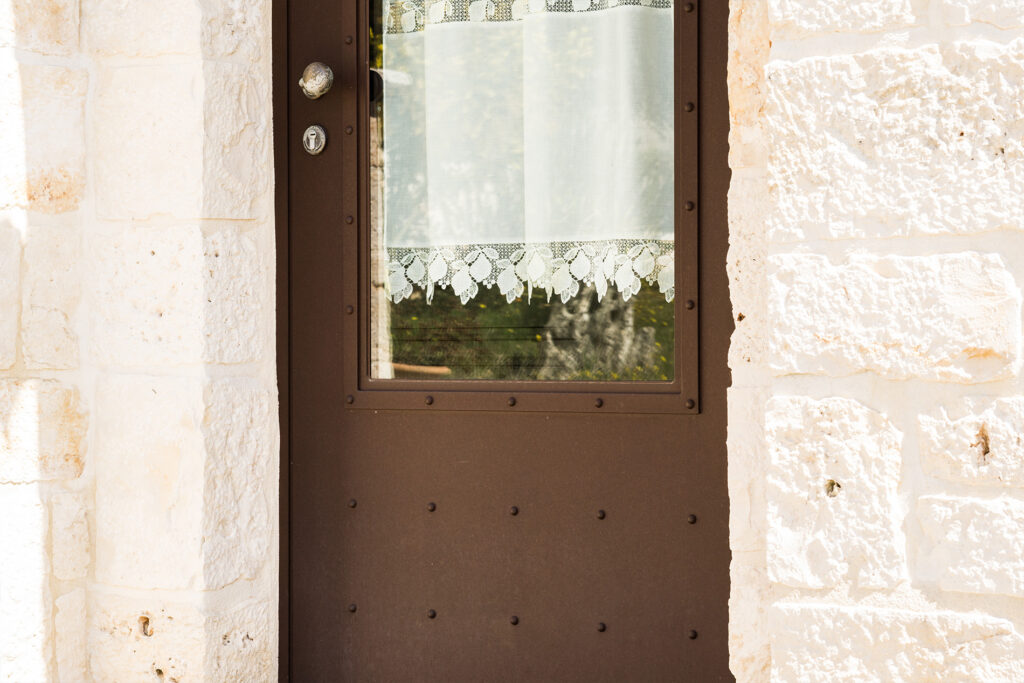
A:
938,0,1024,27
766,41,1024,242
55,588,88,682
23,226,80,369
767,0,914,37
771,604,1024,682
0,484,52,682
90,594,273,683
0,0,79,55
768,252,1022,382
51,490,90,581
202,228,264,364
919,397,1024,487
93,62,268,221
766,396,905,589
918,495,1024,598
0,58,87,213
85,0,264,60
0,224,18,369
0,379,86,483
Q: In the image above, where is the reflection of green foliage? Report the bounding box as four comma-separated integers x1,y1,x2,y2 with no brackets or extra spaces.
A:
389,285,674,381
370,0,384,68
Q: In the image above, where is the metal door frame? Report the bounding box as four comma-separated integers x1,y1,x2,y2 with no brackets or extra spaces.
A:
276,0,732,678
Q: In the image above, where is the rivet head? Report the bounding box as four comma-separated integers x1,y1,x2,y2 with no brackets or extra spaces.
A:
507,397,517,407
346,305,354,315
685,300,696,310
688,514,698,524
685,101,695,112
425,395,434,406
427,502,437,512
345,35,353,44
346,395,355,404
510,616,519,626
427,609,437,619
345,215,354,224
684,2,695,11
685,201,696,211
345,125,354,135
594,398,604,408
347,499,357,508
689,629,699,640
509,505,519,516
597,509,606,520
348,603,357,613
597,622,607,633
686,399,696,409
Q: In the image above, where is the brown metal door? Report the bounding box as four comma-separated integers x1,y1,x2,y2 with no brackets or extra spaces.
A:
278,1,731,680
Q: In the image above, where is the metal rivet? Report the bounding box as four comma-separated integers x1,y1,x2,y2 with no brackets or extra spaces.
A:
686,399,696,409
688,514,698,524
427,502,437,512
510,616,519,626
425,395,434,405
689,630,699,640
345,125,354,135
509,505,519,516
345,35,353,44
427,609,437,619
346,395,355,404
348,499,357,508
597,509,606,520
685,201,696,211
507,397,517,407
594,398,604,408
684,2,695,11
345,215,354,224
685,102,695,112
346,305,354,315
348,603,357,613
597,623,607,633
685,300,696,310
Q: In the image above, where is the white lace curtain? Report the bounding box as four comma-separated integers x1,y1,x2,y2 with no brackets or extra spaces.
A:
382,0,675,305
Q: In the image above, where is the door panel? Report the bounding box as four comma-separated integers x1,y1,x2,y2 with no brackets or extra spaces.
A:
284,1,731,680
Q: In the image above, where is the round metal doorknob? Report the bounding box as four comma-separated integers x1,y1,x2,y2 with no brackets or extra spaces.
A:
299,62,334,99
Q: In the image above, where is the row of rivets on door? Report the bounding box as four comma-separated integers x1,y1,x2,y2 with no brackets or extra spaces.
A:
342,605,698,638
347,499,698,524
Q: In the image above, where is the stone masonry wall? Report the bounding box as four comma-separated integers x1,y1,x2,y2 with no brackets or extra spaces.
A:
729,1,1024,680
0,1,276,681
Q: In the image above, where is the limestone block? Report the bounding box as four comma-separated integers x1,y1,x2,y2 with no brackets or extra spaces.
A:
728,386,767,552
89,225,263,367
51,490,89,581
85,0,265,60
0,484,52,682
767,0,914,36
0,223,18,369
90,594,273,683
94,376,271,591
0,380,86,483
768,252,1021,382
918,495,1024,598
55,588,87,682
23,226,80,369
0,57,87,213
920,397,1024,487
766,41,1024,241
771,604,1024,682
93,61,269,221
729,552,770,683
939,0,1024,27
726,170,768,378
766,396,905,589
727,0,768,169
0,0,79,56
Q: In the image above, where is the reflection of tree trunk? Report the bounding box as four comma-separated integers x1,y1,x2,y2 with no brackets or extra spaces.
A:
538,286,657,380
369,108,394,378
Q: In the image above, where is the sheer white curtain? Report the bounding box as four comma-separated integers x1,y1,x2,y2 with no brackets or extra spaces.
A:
382,0,674,305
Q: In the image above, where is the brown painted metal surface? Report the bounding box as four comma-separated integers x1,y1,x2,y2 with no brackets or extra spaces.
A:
279,0,733,679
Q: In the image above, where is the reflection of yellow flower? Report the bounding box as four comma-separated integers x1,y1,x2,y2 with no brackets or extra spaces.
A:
660,356,666,362
535,334,542,341
479,303,487,308
411,316,418,321
661,374,668,380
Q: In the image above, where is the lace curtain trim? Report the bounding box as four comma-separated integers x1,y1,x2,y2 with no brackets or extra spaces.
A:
385,0,672,33
386,239,675,305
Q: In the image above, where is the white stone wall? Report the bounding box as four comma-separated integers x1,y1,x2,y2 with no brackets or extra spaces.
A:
730,1,1024,680
0,0,276,681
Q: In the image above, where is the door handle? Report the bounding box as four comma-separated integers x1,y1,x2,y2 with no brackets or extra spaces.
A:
299,62,334,99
